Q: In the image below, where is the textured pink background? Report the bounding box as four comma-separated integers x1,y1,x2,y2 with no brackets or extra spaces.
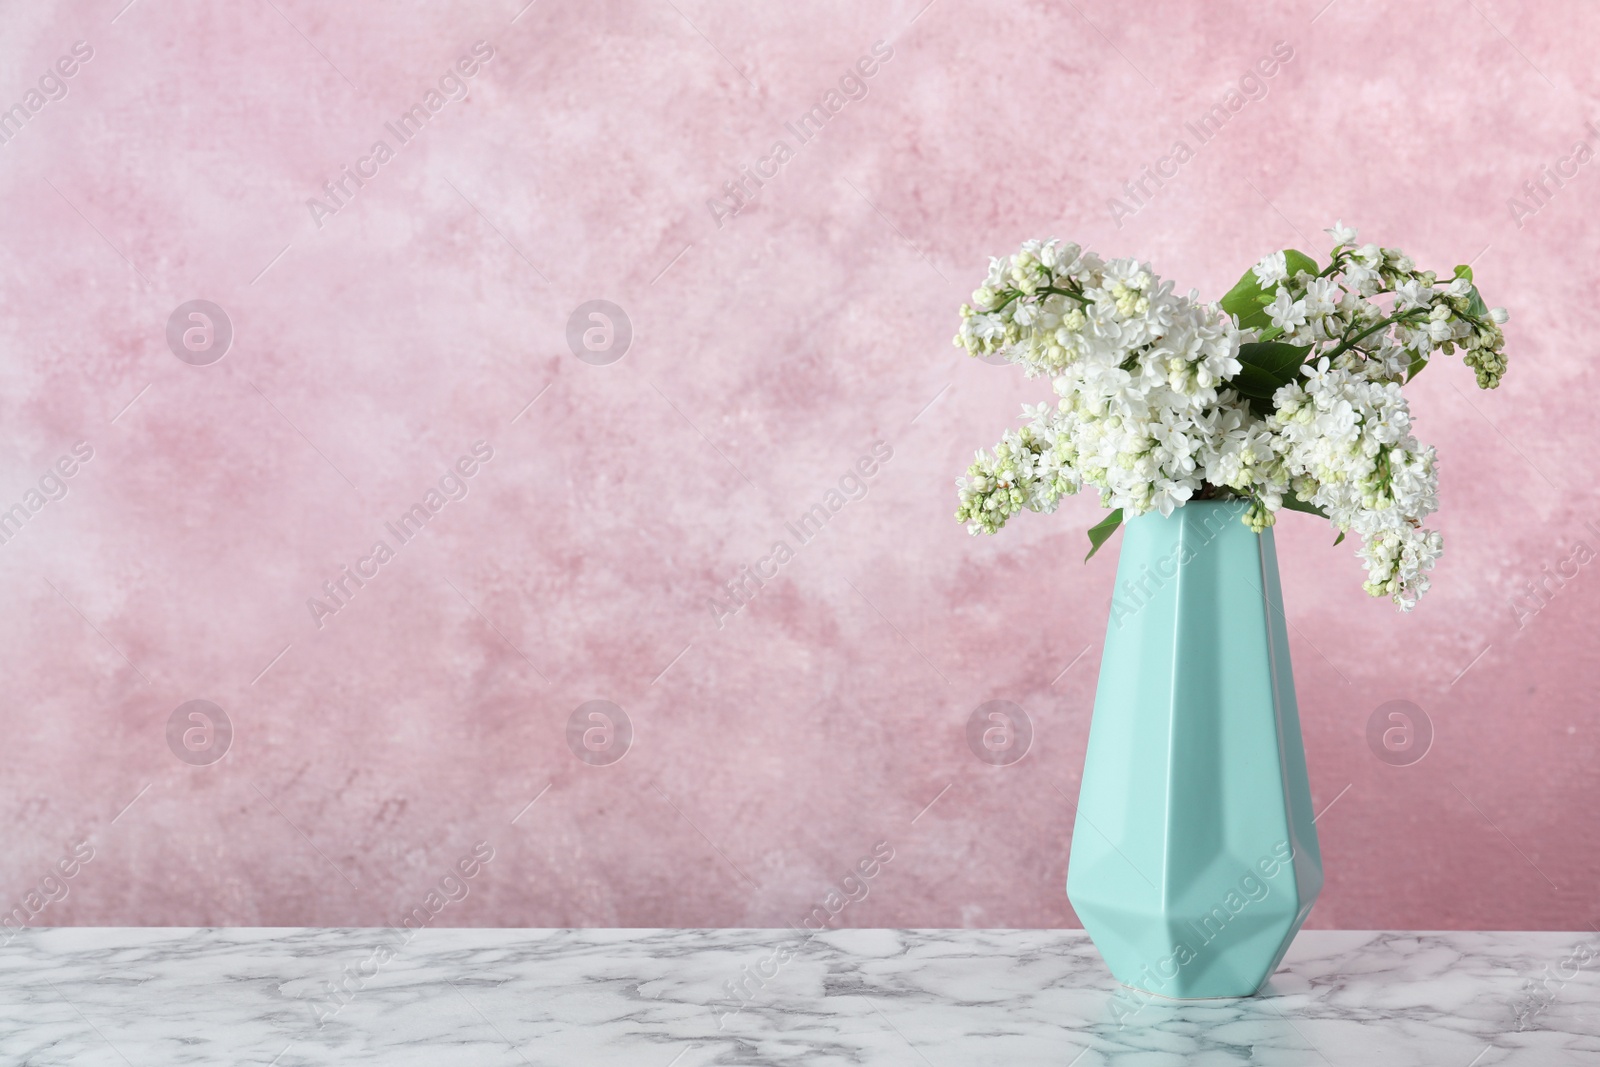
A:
0,0,1595,932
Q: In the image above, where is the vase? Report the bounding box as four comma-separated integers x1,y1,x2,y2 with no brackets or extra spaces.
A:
1065,499,1322,1000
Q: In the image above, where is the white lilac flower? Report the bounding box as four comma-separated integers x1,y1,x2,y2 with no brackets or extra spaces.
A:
954,229,1509,610
1325,220,1357,247
953,243,1244,527
1341,258,1382,295
1263,358,1443,608
1393,279,1433,312
1253,251,1289,287
1266,288,1308,335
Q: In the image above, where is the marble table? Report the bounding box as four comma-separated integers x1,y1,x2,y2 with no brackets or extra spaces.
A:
1,928,1595,1065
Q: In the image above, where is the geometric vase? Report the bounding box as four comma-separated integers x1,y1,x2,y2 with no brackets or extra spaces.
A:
1066,500,1323,999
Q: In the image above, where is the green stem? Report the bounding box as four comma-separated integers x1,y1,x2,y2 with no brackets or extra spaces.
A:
1040,286,1092,305
987,285,1092,314
1322,307,1429,361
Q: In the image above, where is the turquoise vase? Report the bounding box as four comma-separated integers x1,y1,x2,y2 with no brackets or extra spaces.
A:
1066,500,1322,1000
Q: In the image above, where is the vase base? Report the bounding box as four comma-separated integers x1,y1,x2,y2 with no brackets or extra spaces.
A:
1115,979,1265,1002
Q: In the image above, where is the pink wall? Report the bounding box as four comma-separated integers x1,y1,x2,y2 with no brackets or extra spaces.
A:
1,0,1595,932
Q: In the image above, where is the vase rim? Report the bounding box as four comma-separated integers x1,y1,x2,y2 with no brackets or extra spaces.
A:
1142,498,1250,511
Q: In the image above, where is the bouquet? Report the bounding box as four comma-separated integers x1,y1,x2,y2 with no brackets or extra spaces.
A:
953,223,1509,610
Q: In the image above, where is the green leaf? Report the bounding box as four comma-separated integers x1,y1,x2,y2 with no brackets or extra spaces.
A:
1220,270,1271,331
1453,264,1473,282
1332,531,1346,546
1232,366,1287,401
1232,341,1311,401
1219,250,1319,331
1407,351,1429,382
1466,283,1490,319
1084,508,1124,562
1238,340,1311,382
1283,249,1319,281
1279,491,1327,519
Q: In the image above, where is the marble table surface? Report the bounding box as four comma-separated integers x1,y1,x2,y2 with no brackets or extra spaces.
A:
1,928,1595,1065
